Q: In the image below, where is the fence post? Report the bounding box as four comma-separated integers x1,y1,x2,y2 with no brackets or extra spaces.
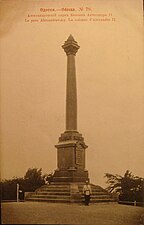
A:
17,183,19,202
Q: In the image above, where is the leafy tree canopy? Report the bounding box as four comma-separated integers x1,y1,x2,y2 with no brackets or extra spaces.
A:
104,170,144,203
24,167,44,186
1,168,46,200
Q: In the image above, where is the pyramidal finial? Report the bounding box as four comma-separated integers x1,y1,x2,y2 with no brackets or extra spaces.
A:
67,34,75,41
62,35,80,56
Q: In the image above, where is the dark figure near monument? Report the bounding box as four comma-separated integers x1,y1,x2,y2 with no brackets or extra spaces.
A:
83,180,92,205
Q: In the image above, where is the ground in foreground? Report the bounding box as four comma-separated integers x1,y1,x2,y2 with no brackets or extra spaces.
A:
1,202,144,225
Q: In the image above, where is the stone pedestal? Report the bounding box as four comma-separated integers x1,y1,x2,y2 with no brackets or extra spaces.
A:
53,131,89,182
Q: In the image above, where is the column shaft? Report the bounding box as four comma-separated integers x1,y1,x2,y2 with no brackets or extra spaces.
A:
66,55,77,131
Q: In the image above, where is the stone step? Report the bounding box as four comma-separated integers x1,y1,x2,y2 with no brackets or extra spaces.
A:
25,182,115,203
90,195,112,199
39,189,70,193
30,195,70,199
26,198,70,203
90,198,114,203
92,189,107,192
36,192,110,197
26,197,114,203
41,186,70,190
36,191,70,195
38,188,109,192
79,186,108,192
81,190,108,194
37,189,109,195
39,189,70,192
34,193,111,198
80,190,109,194
41,184,70,188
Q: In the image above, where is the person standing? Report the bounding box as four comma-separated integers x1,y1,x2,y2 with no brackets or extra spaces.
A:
83,180,92,205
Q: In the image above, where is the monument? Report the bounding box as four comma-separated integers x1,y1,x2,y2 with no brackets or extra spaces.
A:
25,35,115,203
53,34,88,183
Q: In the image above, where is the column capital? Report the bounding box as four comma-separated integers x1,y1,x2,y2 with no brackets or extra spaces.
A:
62,34,80,56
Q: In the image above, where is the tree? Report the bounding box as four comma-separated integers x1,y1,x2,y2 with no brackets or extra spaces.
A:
1,177,24,200
1,168,45,200
24,168,45,192
104,170,144,205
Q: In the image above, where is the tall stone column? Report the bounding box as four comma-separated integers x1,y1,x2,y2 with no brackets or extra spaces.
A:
62,34,80,131
53,35,88,183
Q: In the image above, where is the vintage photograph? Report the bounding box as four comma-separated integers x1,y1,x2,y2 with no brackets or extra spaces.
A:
1,0,144,224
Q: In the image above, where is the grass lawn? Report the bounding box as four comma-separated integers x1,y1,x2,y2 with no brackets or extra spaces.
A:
1,202,144,225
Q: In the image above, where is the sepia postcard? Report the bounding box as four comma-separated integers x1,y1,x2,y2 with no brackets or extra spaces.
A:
1,0,144,224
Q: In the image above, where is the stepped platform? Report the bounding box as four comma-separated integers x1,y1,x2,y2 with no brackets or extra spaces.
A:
25,182,115,203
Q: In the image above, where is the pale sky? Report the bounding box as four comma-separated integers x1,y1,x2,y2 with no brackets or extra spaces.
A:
0,0,144,188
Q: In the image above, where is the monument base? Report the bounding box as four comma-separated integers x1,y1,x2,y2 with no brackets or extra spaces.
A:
55,130,88,183
53,169,89,182
25,182,116,203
